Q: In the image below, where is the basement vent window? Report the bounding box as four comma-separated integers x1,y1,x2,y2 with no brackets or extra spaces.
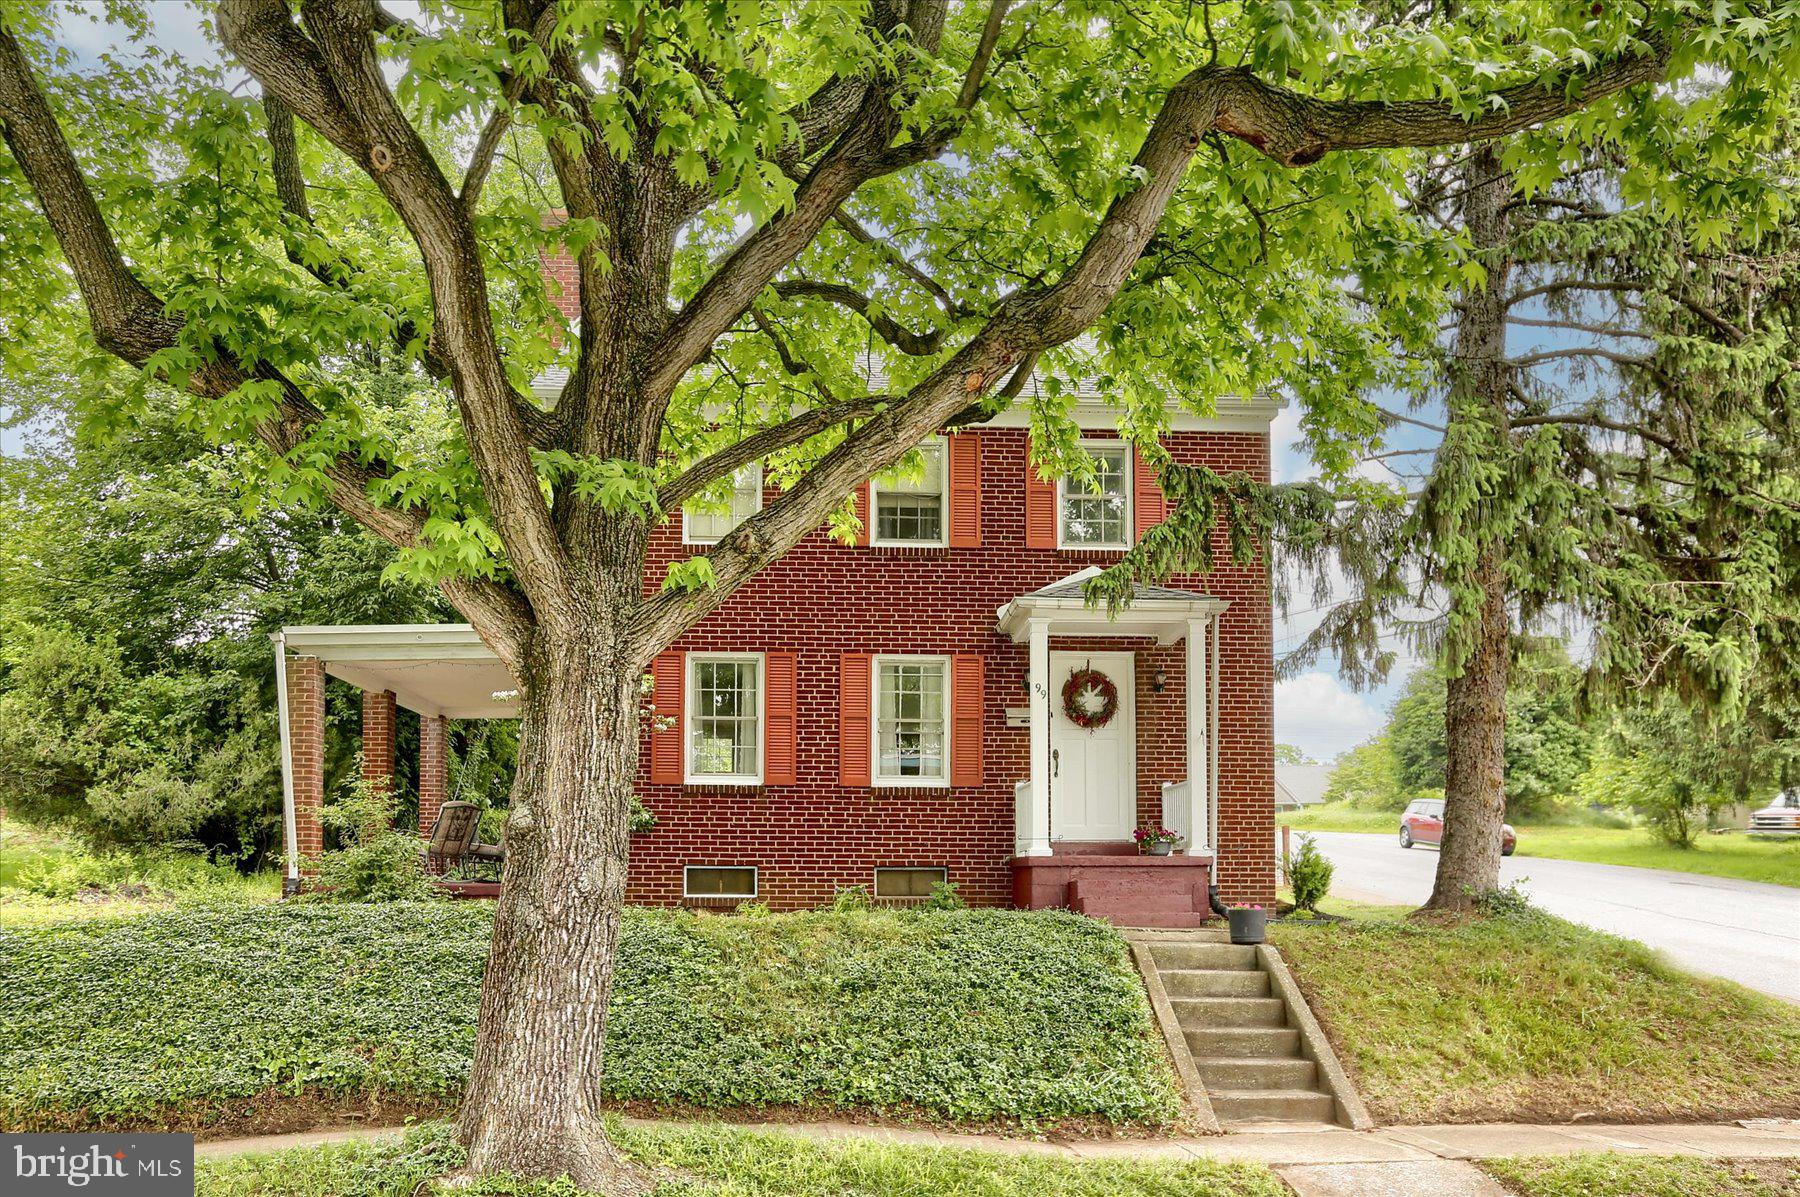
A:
873,867,947,899
684,866,758,899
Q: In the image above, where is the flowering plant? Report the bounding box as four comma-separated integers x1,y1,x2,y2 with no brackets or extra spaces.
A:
1132,825,1184,847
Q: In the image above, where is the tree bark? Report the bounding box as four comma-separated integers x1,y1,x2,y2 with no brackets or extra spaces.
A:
454,613,652,1193
1424,144,1514,914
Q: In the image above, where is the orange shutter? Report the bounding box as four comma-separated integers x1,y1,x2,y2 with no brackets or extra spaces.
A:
853,483,871,547
764,652,797,786
1134,446,1168,541
951,654,985,787
839,653,873,786
649,651,684,784
948,434,981,547
1025,458,1057,549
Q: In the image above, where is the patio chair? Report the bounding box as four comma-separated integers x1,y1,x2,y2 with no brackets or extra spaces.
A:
422,801,503,867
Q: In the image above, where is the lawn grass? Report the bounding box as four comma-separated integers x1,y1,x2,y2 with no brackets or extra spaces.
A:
1277,804,1800,887
1482,1154,1800,1197
0,821,279,924
0,903,1183,1134
196,1120,1290,1197
1271,907,1800,1124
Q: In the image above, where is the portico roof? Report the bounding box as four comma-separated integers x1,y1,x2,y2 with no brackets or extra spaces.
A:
277,624,517,719
994,568,1229,645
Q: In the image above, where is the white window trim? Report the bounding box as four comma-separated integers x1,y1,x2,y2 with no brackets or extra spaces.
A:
1056,438,1134,551
869,437,948,548
870,653,952,788
682,462,763,545
684,651,765,786
873,866,948,899
683,864,759,900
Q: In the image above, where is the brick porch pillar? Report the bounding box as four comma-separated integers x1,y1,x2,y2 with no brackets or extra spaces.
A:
361,688,398,804
287,655,326,883
419,713,449,839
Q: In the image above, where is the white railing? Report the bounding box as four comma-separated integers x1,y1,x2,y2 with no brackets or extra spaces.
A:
1014,778,1033,855
1162,780,1191,854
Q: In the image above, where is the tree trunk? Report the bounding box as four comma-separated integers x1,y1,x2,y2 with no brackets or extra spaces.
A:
1424,144,1514,914
1427,545,1511,911
454,619,651,1193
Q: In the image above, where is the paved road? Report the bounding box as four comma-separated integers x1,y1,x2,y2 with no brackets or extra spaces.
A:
1299,830,1800,1003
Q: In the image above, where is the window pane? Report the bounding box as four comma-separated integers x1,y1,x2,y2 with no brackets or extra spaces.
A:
685,464,761,542
691,658,759,777
877,660,946,779
1061,447,1130,546
874,867,947,898
686,866,756,897
874,443,944,542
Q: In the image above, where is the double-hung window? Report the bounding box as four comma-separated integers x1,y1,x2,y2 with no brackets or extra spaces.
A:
870,438,945,546
874,656,949,784
683,463,762,544
1058,442,1132,549
686,654,762,784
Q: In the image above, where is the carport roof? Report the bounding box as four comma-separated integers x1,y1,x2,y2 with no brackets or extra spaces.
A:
278,624,517,719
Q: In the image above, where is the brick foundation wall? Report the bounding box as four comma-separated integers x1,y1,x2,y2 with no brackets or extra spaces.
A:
633,425,1276,908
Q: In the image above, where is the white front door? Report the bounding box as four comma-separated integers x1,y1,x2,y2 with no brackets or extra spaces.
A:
1049,650,1136,841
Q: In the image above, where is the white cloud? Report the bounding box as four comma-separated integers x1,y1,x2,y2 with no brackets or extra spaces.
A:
1275,671,1389,763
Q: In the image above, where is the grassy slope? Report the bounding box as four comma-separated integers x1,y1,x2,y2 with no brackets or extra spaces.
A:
0,822,279,924
1483,1155,1800,1197
198,1121,1290,1197
1277,805,1800,887
1272,910,1800,1124
0,904,1183,1133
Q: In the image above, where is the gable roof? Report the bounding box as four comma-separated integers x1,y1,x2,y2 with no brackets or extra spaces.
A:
1275,763,1335,808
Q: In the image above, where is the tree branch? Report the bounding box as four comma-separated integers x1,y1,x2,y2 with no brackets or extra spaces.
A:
955,0,1011,110
219,0,572,615
1511,411,1680,451
830,208,965,316
1507,346,1654,370
770,279,949,355
658,394,893,511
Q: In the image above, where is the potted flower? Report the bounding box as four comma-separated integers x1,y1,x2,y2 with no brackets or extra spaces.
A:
1228,904,1267,945
1133,826,1183,856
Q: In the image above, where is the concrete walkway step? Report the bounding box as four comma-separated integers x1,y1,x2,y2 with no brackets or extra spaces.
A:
1161,968,1270,998
1278,1160,1509,1197
1209,1088,1337,1124
1147,942,1258,970
1187,1026,1302,1057
1194,1056,1318,1090
1173,996,1287,1028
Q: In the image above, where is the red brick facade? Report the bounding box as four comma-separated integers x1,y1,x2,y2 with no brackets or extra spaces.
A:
419,713,449,841
361,688,397,796
632,425,1276,908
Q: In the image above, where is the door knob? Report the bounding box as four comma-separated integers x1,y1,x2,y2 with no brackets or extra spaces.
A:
1052,748,1060,777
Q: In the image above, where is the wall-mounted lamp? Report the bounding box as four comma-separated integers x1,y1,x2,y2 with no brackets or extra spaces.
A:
1151,669,1168,694
1022,671,1032,694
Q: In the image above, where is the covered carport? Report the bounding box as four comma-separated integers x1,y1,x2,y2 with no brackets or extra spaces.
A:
273,624,517,893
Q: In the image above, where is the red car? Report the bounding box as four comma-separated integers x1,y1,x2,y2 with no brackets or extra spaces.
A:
1399,798,1515,855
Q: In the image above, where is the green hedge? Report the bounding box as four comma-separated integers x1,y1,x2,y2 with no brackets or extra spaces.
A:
0,904,1182,1129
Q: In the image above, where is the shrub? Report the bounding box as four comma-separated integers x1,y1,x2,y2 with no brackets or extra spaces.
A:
0,906,1183,1129
924,880,966,911
309,773,437,903
828,885,873,912
1282,833,1333,915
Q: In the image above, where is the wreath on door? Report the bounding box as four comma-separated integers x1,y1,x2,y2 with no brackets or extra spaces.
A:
1062,666,1119,730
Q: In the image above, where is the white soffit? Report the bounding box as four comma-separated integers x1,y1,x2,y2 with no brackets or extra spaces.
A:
281,625,518,719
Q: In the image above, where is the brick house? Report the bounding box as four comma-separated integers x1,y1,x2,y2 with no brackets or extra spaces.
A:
274,266,1281,925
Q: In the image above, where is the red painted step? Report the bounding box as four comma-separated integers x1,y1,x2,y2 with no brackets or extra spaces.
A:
1067,873,1208,928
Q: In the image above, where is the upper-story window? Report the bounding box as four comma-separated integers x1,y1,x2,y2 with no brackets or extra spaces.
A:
874,656,949,784
870,438,945,547
1058,442,1132,549
687,653,762,784
683,463,762,544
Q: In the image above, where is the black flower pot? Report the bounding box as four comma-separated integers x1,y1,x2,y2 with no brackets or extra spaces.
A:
1228,907,1266,945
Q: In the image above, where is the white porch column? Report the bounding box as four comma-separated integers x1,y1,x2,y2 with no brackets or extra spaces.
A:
1023,617,1054,855
1185,617,1210,854
1210,611,1223,852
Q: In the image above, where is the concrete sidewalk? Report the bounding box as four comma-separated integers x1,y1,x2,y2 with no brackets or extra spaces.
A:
195,1116,1800,1167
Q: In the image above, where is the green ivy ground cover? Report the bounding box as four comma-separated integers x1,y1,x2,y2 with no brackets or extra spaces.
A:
0,904,1183,1130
